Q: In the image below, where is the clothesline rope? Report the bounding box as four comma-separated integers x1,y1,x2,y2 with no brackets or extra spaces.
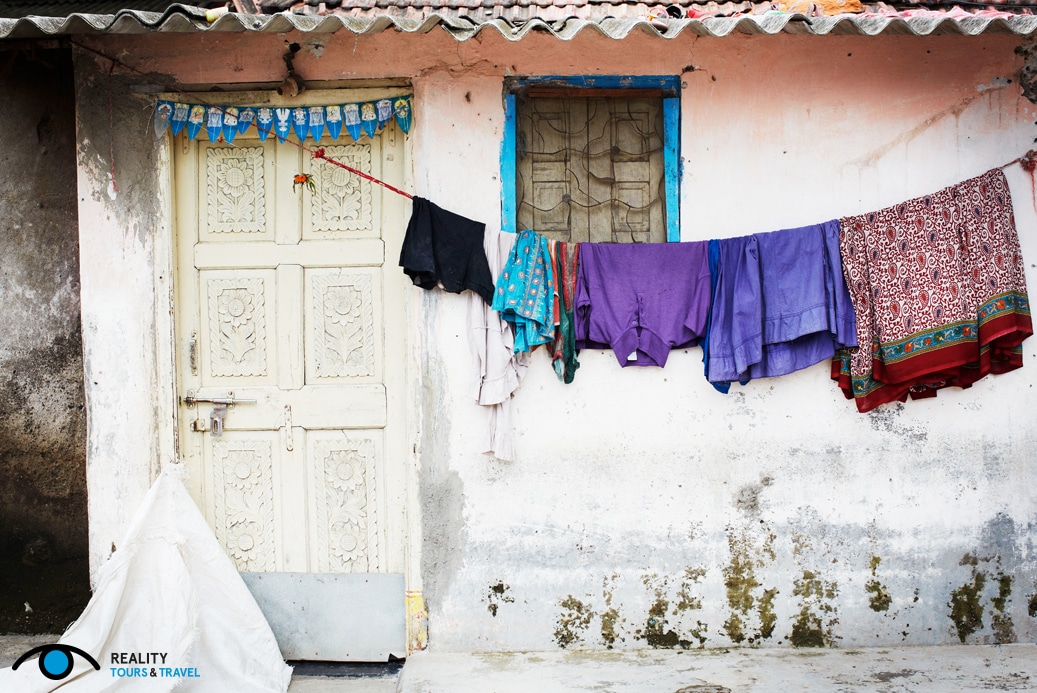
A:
1006,149,1037,212
71,40,416,201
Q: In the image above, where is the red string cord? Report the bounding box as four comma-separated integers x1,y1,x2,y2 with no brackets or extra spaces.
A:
1015,150,1037,214
311,148,412,199
72,40,415,201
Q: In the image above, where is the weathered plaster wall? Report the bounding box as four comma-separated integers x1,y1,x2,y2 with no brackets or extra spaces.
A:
72,47,176,586
0,45,90,632
84,29,1037,650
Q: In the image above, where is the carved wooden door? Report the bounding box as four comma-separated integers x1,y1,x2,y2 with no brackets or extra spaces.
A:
172,95,411,660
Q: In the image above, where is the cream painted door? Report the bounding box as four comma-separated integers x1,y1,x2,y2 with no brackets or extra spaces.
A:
172,95,411,659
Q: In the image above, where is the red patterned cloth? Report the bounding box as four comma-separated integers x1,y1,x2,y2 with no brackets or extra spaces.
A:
832,168,1032,412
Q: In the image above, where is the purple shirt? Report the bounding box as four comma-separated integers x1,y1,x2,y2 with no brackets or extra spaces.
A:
575,242,711,367
707,220,857,383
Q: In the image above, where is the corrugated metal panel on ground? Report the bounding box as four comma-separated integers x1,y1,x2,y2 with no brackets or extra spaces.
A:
1,4,1037,40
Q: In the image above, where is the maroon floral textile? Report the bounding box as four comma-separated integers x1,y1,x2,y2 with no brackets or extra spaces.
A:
833,168,1032,412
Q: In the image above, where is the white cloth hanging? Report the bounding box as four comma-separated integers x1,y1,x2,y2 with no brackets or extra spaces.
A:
0,464,292,692
468,227,529,460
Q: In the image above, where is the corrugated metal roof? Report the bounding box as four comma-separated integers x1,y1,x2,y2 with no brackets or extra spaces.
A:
0,0,175,18
1,3,1036,40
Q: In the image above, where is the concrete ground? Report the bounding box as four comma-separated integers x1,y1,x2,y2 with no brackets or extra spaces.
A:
3,634,1037,691
398,645,1037,692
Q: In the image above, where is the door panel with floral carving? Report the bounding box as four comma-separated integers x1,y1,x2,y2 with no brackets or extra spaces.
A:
172,95,411,611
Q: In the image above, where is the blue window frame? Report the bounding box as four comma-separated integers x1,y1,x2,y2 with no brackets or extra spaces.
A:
501,75,681,243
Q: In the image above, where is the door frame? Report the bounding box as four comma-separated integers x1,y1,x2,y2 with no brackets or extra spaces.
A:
162,86,426,655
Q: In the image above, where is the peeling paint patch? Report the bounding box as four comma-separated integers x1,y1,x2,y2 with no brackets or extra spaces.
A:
600,573,624,649
790,570,839,648
976,76,1010,92
486,581,514,617
554,596,594,649
636,574,680,649
634,570,709,649
676,567,707,612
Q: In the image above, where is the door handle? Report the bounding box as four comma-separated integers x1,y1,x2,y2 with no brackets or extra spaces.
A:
181,392,256,437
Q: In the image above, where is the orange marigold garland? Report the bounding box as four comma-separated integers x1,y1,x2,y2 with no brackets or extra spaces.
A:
292,173,315,194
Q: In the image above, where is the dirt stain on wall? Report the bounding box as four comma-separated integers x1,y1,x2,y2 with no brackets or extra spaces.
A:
990,572,1014,644
486,581,514,617
949,560,986,643
790,570,839,648
600,572,624,649
866,555,892,613
554,595,594,649
722,526,777,644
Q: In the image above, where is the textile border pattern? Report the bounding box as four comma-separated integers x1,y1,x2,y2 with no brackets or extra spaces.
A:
833,168,1033,412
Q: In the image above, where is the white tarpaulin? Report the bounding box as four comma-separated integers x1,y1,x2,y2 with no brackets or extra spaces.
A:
0,464,293,691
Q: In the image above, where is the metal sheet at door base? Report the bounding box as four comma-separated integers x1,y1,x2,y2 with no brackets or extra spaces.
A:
242,572,406,661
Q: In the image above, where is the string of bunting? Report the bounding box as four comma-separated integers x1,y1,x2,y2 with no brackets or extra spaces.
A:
153,97,413,144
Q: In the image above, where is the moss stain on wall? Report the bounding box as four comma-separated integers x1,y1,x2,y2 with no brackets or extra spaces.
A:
866,555,892,612
789,570,839,648
554,595,594,649
949,566,986,643
486,581,514,617
600,572,624,649
990,572,1014,644
722,526,777,645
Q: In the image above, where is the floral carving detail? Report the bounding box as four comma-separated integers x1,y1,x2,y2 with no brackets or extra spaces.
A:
209,278,267,377
325,286,362,326
213,440,275,571
220,288,254,328
206,147,266,234
314,438,378,572
310,144,372,232
313,274,374,378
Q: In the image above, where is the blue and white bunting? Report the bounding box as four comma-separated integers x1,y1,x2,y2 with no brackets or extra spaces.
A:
153,101,173,139
393,97,412,134
222,107,239,144
292,108,308,142
274,108,291,143
376,99,393,131
343,103,362,143
326,105,343,141
151,96,413,143
170,102,189,136
238,108,256,136
360,102,378,140
205,107,223,143
308,106,325,142
186,105,205,141
256,108,273,142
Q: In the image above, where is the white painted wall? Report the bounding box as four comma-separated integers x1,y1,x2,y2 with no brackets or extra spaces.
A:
409,35,1037,650
75,29,1037,650
74,50,177,585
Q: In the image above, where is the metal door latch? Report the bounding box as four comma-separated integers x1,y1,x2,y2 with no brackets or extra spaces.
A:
181,393,257,438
